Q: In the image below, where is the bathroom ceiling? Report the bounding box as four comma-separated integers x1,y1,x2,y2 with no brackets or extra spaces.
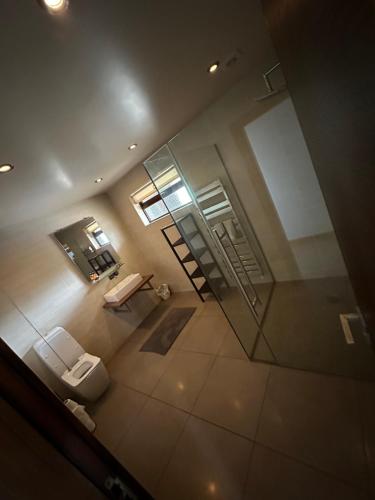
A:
0,0,274,228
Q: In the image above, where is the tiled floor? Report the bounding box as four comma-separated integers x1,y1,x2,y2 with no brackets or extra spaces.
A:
256,277,375,380
91,292,374,499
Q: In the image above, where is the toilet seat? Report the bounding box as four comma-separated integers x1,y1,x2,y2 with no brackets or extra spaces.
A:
62,353,100,387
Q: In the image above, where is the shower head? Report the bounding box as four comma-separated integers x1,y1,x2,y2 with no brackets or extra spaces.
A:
254,62,287,102
254,83,287,101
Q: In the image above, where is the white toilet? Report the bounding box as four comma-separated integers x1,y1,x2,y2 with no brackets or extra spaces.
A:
33,327,110,402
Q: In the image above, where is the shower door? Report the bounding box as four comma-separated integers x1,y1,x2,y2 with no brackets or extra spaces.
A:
144,144,275,361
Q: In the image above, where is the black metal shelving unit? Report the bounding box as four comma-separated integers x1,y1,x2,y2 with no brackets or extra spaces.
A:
161,214,227,302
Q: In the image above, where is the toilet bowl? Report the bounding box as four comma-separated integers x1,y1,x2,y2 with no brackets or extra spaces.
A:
33,327,109,402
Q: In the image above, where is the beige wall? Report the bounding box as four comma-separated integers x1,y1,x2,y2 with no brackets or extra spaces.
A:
108,164,193,293
0,193,158,397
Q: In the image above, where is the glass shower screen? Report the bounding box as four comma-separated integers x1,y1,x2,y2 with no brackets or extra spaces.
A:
144,144,275,362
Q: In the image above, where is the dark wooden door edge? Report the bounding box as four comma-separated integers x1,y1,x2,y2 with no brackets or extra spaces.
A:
261,0,375,339
0,339,152,499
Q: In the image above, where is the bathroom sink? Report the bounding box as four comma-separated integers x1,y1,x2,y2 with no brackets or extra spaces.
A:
104,273,143,303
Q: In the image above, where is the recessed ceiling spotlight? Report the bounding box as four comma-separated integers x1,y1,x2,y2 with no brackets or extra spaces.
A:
0,164,14,174
41,0,68,14
94,177,103,184
208,61,220,74
128,143,138,151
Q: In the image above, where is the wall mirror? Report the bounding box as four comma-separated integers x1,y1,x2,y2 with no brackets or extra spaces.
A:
54,217,121,283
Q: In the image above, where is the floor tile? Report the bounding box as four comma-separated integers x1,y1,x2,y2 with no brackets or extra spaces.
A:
199,298,224,316
193,357,270,439
108,341,175,394
169,291,204,311
256,366,366,486
156,416,252,500
115,399,187,495
244,444,366,500
218,329,248,360
259,277,375,380
152,351,215,411
356,380,375,496
90,382,147,452
180,315,231,355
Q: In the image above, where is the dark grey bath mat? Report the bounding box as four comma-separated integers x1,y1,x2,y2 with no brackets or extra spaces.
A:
140,307,196,355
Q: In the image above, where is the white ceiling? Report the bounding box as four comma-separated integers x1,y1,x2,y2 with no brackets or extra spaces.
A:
0,0,273,228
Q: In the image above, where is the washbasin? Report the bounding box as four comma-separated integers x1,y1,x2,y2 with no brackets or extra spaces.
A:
104,273,143,303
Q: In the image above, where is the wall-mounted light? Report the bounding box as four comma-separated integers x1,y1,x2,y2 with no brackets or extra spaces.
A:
208,61,220,74
0,164,14,174
128,143,137,151
41,0,69,14
94,177,103,184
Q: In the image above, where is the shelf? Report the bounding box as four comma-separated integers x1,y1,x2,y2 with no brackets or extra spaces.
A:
201,263,217,275
182,247,207,263
173,232,199,247
182,252,195,263
161,215,228,303
200,277,225,294
190,267,204,279
199,282,211,294
172,237,185,247
193,247,208,259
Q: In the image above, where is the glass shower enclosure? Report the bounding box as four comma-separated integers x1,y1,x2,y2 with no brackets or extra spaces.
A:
144,143,275,362
144,85,375,381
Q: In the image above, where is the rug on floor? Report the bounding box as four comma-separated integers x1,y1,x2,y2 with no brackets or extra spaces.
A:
140,307,196,355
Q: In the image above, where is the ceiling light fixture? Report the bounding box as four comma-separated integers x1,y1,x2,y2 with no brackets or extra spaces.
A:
41,0,68,14
208,61,220,74
94,177,103,184
0,164,14,174
128,143,138,151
